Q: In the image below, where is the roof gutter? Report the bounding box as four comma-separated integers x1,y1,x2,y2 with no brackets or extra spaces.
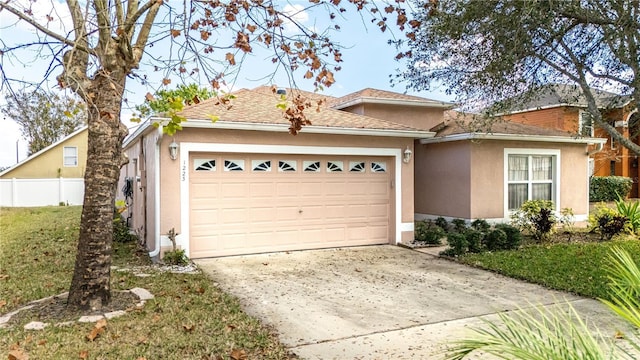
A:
419,132,608,145
588,141,605,156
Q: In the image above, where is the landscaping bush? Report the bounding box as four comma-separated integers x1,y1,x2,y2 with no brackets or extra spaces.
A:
451,218,468,233
484,229,508,251
415,220,445,245
510,200,556,241
494,223,522,250
589,176,632,202
435,217,450,232
464,229,485,253
615,197,640,234
162,248,189,265
113,213,136,243
598,214,628,241
471,219,491,232
441,232,468,257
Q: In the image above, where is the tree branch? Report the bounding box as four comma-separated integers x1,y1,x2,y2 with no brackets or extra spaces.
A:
131,0,162,63
124,0,162,35
0,2,89,52
93,0,113,52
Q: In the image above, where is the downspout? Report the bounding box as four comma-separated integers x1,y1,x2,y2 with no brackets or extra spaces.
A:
148,125,163,258
588,142,604,156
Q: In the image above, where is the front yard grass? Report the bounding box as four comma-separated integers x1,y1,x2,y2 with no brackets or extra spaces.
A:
460,239,640,301
0,207,292,359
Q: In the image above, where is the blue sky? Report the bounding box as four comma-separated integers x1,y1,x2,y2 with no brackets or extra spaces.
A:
0,1,453,169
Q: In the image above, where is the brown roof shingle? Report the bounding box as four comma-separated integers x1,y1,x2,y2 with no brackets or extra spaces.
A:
330,87,453,108
176,88,423,131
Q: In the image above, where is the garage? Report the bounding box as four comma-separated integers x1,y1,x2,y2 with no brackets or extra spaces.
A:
188,153,393,258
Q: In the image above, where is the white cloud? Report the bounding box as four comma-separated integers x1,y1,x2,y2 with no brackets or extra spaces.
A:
282,4,309,33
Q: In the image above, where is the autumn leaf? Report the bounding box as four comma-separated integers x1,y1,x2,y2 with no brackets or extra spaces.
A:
9,343,28,360
304,71,313,79
0,299,7,308
229,349,247,360
225,53,236,65
145,92,155,102
246,24,256,33
200,30,210,41
162,78,171,86
79,350,89,359
170,29,181,37
86,319,107,342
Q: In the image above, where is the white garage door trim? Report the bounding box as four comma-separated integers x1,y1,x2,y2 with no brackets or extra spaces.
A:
177,142,406,257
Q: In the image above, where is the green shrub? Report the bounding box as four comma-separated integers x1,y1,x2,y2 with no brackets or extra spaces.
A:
494,223,522,250
510,200,556,241
113,214,135,243
471,219,491,232
435,217,450,231
451,218,468,233
163,249,189,266
598,214,628,241
442,233,468,257
464,229,485,253
415,220,445,245
531,207,556,241
589,176,633,202
484,229,508,251
615,197,640,233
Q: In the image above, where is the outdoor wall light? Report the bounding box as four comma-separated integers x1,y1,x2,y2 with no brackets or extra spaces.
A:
168,140,179,161
403,146,412,164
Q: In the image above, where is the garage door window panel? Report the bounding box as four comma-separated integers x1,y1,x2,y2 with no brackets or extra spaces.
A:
371,161,386,173
252,160,272,172
224,160,245,172
278,160,297,172
194,159,216,171
327,161,343,172
304,161,321,172
349,161,366,172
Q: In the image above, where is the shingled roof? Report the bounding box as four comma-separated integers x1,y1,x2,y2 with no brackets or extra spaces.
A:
176,87,424,132
330,88,454,109
437,110,575,137
501,83,632,113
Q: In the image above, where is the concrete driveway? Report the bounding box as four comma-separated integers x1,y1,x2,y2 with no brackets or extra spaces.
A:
196,245,633,359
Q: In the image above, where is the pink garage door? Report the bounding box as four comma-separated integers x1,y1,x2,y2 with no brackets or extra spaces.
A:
189,153,393,258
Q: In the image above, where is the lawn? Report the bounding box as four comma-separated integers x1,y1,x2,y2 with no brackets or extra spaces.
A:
0,206,292,359
460,239,640,301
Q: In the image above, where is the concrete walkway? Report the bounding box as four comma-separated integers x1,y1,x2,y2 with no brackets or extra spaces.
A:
196,245,634,359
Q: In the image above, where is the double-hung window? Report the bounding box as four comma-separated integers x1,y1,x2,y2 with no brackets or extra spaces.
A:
505,149,559,211
63,146,78,167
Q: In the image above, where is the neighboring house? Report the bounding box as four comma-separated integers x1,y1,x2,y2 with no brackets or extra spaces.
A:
499,84,639,197
119,87,604,260
0,126,87,206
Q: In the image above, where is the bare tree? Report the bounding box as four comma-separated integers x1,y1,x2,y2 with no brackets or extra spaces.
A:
0,0,412,310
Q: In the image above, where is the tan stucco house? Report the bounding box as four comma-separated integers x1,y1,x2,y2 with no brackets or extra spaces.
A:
0,127,87,206
120,87,604,259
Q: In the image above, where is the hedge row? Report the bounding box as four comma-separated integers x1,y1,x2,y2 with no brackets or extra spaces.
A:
589,176,633,202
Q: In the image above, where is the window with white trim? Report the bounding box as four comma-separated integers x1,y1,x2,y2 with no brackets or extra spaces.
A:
63,146,78,167
506,152,557,211
579,110,594,137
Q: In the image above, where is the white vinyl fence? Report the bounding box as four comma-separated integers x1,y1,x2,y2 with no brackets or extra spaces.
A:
0,178,84,207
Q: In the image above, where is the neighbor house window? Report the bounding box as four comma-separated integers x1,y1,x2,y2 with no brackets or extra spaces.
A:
579,110,594,137
63,146,78,167
505,149,559,211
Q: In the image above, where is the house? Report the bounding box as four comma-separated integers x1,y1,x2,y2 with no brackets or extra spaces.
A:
118,87,438,259
498,84,639,197
119,87,604,259
0,127,87,206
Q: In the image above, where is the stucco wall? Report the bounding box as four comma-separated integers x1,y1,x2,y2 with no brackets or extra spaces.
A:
340,103,445,131
1,130,88,179
157,127,415,244
414,141,472,218
416,139,590,221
